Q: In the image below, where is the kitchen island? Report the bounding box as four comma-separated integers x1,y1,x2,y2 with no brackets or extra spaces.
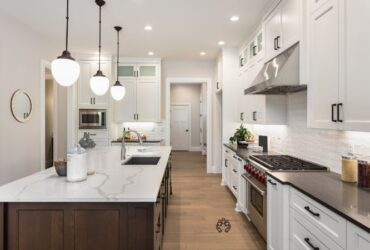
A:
0,146,172,250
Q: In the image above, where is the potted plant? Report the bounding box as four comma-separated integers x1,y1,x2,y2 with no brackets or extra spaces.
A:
229,124,253,148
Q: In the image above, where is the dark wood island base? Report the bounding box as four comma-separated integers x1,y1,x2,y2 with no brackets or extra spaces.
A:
0,164,172,250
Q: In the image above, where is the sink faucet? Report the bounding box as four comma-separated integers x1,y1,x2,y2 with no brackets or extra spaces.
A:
121,130,143,160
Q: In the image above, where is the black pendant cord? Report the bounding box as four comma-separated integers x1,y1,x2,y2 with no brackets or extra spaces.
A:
116,29,120,81
98,4,102,71
65,0,69,52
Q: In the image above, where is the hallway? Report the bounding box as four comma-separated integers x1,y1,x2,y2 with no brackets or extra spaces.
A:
163,151,266,250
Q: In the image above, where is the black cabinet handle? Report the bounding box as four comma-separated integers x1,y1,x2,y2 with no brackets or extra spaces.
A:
331,104,337,122
304,237,320,250
233,169,237,173
253,111,257,121
240,112,244,121
217,82,219,89
268,179,277,186
253,45,257,56
304,206,320,217
225,159,228,168
337,103,343,122
276,36,281,49
274,37,277,50
232,186,237,191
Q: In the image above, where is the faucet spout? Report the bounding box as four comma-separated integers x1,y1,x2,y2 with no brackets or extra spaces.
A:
121,130,143,160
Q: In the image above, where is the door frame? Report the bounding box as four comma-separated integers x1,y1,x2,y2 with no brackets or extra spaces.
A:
170,103,191,151
40,60,59,170
165,77,213,173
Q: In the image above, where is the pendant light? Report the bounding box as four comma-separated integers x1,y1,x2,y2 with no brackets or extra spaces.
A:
110,26,126,101
51,0,80,87
90,0,109,96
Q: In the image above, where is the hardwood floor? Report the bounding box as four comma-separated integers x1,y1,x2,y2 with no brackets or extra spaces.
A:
163,151,266,250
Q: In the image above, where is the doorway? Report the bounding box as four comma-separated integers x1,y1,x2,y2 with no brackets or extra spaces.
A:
45,69,54,168
166,78,212,173
170,104,191,150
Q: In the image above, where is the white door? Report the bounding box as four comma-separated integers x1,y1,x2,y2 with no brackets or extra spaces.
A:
308,0,339,129
264,6,282,60
170,105,190,151
114,79,137,122
136,80,160,122
77,61,94,107
281,0,301,49
340,0,370,132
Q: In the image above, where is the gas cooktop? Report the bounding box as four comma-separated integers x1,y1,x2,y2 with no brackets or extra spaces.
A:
249,155,329,172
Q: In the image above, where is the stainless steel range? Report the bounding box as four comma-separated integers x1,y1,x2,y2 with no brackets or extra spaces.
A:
242,155,329,241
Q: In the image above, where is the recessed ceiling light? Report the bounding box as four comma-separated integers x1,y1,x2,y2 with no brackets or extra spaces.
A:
148,51,154,56
230,16,240,22
144,25,153,31
200,52,206,56
218,41,225,46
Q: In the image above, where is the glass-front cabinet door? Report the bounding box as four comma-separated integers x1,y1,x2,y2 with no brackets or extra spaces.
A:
137,64,158,79
257,32,263,54
118,64,136,79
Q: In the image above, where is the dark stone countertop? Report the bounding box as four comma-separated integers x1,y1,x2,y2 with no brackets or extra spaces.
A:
268,171,370,233
223,143,272,161
223,143,370,233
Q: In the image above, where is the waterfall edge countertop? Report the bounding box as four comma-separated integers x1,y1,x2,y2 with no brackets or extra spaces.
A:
0,146,171,203
223,143,370,232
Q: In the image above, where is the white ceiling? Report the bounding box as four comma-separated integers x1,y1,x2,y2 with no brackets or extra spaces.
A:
0,0,273,60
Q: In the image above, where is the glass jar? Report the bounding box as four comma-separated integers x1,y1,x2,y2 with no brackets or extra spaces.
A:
357,159,370,188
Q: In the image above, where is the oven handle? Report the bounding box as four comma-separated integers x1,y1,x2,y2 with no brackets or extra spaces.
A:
242,174,266,196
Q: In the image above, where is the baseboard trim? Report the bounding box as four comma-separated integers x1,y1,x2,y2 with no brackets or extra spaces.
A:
189,147,201,152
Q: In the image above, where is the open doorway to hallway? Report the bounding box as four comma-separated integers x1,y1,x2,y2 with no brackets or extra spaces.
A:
170,83,207,154
41,61,68,170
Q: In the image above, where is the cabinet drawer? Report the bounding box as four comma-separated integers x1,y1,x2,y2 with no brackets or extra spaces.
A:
290,209,343,250
309,0,329,13
230,172,239,196
290,188,346,248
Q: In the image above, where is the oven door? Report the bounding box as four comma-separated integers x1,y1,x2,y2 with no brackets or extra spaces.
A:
79,110,106,129
244,174,267,241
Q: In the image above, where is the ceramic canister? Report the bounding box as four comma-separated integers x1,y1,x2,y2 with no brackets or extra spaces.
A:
67,145,88,182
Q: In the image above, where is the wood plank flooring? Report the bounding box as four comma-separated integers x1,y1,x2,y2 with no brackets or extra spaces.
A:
163,151,266,250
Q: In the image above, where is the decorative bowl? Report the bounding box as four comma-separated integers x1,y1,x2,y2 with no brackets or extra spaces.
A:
54,160,67,177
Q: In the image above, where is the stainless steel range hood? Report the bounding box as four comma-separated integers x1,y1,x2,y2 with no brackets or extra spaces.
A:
244,43,306,95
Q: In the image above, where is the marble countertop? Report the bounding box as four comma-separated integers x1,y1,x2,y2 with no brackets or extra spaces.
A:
0,146,171,203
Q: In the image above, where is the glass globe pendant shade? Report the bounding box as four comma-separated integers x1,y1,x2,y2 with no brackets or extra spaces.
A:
90,70,109,96
110,81,126,101
51,52,80,87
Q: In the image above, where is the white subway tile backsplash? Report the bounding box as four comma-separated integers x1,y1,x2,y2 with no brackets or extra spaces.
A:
247,91,370,174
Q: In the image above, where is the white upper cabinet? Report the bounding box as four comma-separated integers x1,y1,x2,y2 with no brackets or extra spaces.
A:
77,60,111,109
136,80,160,121
308,0,370,132
114,79,137,122
339,0,370,132
307,0,339,129
264,0,302,61
114,60,161,123
239,29,264,71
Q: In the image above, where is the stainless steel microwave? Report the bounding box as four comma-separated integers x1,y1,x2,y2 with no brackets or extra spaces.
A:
79,109,106,129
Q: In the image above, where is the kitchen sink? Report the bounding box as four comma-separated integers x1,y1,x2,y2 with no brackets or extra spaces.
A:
122,156,161,165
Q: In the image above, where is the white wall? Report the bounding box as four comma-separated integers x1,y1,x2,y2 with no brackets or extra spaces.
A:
170,84,202,149
247,91,370,174
0,10,56,185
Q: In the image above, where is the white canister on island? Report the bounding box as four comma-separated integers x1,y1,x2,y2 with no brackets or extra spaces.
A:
67,144,88,182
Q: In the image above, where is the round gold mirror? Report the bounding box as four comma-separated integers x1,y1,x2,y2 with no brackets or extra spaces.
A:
10,90,33,123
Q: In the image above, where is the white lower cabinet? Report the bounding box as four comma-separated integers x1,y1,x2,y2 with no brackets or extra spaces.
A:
290,208,343,250
267,182,370,250
267,177,290,250
347,222,370,250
